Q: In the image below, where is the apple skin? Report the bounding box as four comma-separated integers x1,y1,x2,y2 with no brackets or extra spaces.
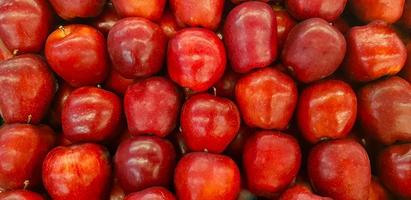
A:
279,184,332,200
0,124,55,191
112,0,165,21
297,80,357,143
62,86,122,143
0,190,45,200
167,28,226,92
45,24,108,87
343,22,406,82
91,2,121,35
110,179,125,200
108,17,167,79
42,143,111,200
400,42,411,82
243,131,301,197
224,1,277,73
213,68,241,99
104,68,136,96
0,0,52,53
0,54,56,124
181,93,240,153
308,139,371,200
49,0,106,20
350,0,405,23
273,5,297,49
159,10,182,39
235,67,298,130
48,81,74,129
282,18,346,83
174,152,241,200
368,178,391,200
124,187,176,200
378,143,411,198
114,136,176,193
0,38,12,61
285,0,347,21
358,76,411,144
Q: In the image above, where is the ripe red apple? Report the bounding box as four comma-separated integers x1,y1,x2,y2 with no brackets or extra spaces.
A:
285,0,347,21
168,28,226,92
235,67,297,130
213,68,241,99
42,143,111,200
343,21,406,82
308,139,371,200
231,0,270,3
358,76,411,144
112,0,166,21
0,0,52,53
124,77,181,137
0,190,45,200
108,17,166,79
49,0,106,20
91,2,121,35
114,136,176,193
0,54,56,124
104,68,136,95
124,187,176,200
181,93,240,153
0,124,55,191
159,10,182,39
282,18,346,83
48,82,74,129
243,131,301,196
350,0,405,23
273,5,297,49
62,86,122,143
279,184,332,200
45,24,108,87
224,1,277,73
174,152,241,200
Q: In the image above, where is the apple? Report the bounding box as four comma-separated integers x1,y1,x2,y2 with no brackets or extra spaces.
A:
0,190,45,200
91,2,121,35
49,0,106,20
48,81,74,129
279,184,332,200
112,0,166,21
285,0,347,21
350,0,405,23
104,68,136,96
273,5,297,49
159,10,182,39
124,187,176,200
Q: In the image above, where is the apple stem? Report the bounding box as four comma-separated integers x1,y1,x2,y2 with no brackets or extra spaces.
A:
27,115,32,124
204,149,208,153
212,87,217,96
12,49,18,56
178,126,182,132
59,25,67,36
97,84,102,88
23,180,29,190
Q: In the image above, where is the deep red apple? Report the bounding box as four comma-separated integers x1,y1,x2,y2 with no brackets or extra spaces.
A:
378,143,411,198
285,0,347,21
343,21,406,82
0,124,55,191
0,0,52,53
45,24,108,87
297,80,357,143
243,131,301,196
0,190,45,200
224,1,277,73
62,86,122,143
42,143,111,200
273,5,297,49
213,68,241,99
282,18,346,83
124,187,176,200
0,54,56,124
368,178,391,200
181,93,240,153
49,0,106,20
358,76,411,144
48,81,74,129
114,136,176,193
91,2,121,35
159,10,182,39
400,42,411,82
124,77,181,137
350,0,405,23
168,28,226,92
308,139,371,200
112,0,166,21
174,152,241,200
104,68,136,95
108,17,166,79
279,184,332,200
235,67,297,130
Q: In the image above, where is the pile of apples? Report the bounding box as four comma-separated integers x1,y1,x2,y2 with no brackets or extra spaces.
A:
0,0,411,199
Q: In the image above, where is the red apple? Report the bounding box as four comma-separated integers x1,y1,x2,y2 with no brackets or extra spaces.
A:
225,126,254,161
279,184,332,200
45,24,108,87
213,68,241,99
49,0,106,20
235,67,297,130
308,139,371,200
224,1,277,73
104,68,136,96
108,17,166,79
112,0,166,21
0,124,55,191
167,28,226,92
231,0,269,3
273,5,297,49
124,187,176,200
285,0,347,21
350,0,405,23
174,152,241,200
42,143,111,200
91,2,121,35
159,10,182,39
0,190,45,200
48,81,74,129
368,178,391,200
0,54,56,124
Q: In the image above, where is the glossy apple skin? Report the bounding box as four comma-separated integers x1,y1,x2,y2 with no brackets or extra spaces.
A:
159,10,182,39
124,77,181,137
285,0,347,21
114,136,176,193
343,22,406,82
400,42,411,82
174,152,241,200
273,6,297,49
297,80,357,143
213,68,241,99
224,1,277,73
358,76,411,144
108,17,166,79
0,0,52,53
235,68,297,130
49,0,106,20
0,54,56,124
378,143,411,198
279,184,332,200
350,0,405,23
168,28,226,92
112,0,166,21
91,2,121,35
0,38,12,61
104,68,136,95
62,87,122,143
42,143,111,200
0,124,55,191
243,131,301,196
282,18,346,83
49,82,74,129
181,93,240,153
308,139,371,200
368,178,390,200
124,187,176,200
45,24,108,87
0,190,45,200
